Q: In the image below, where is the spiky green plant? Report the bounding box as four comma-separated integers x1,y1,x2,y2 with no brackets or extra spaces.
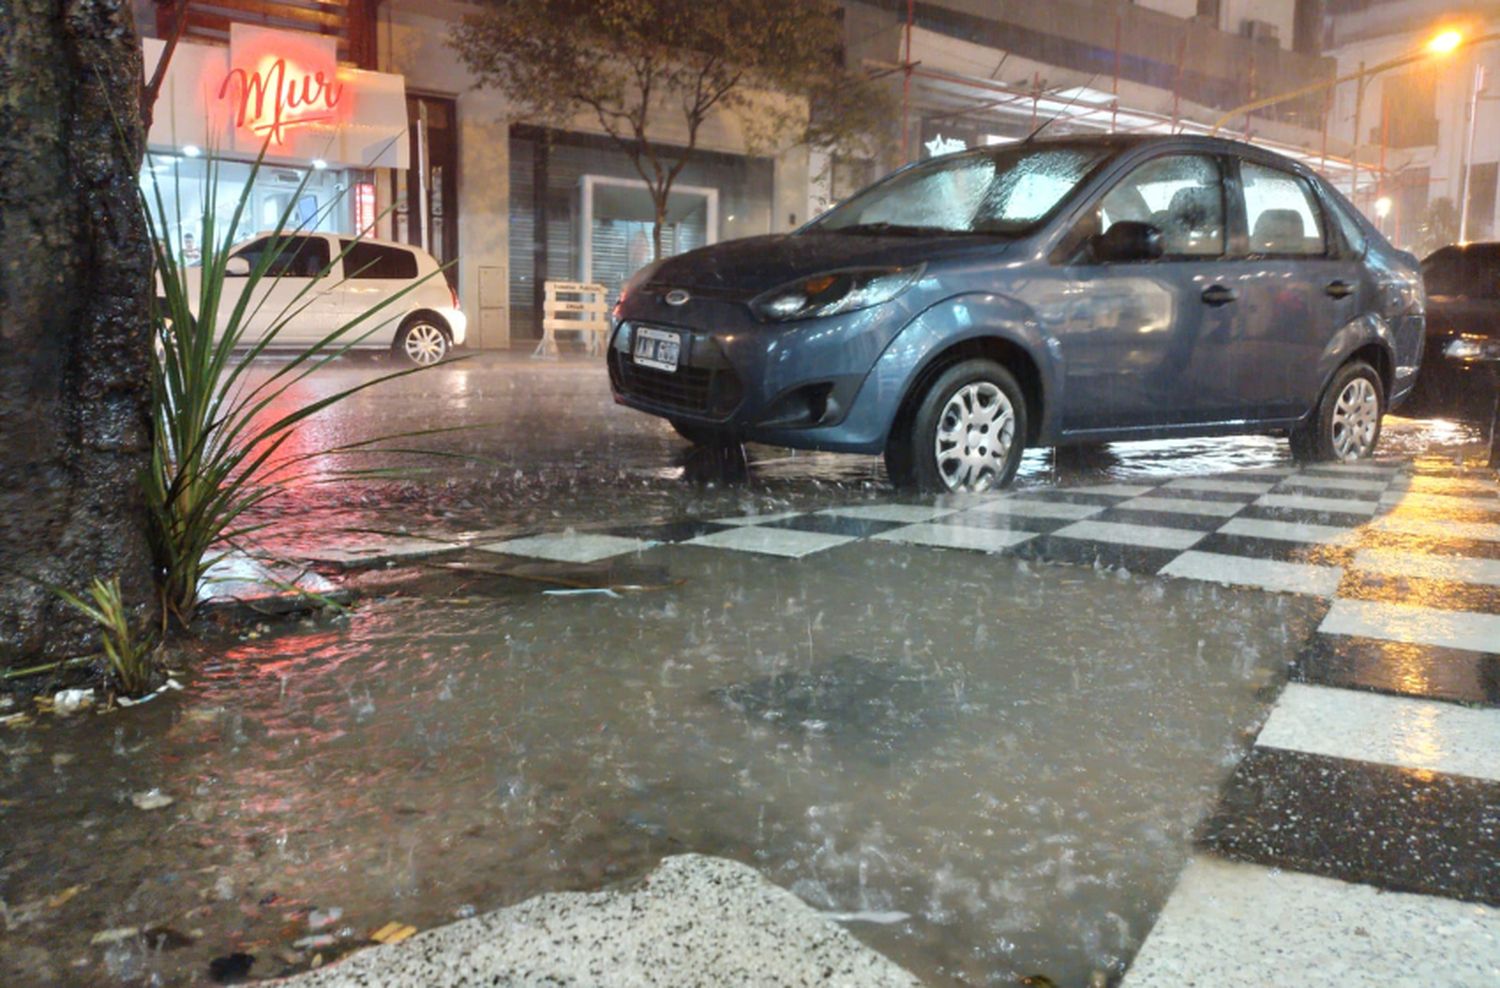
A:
142,149,453,623
53,576,157,696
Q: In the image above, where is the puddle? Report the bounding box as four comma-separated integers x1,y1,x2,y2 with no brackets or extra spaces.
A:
1,541,1324,986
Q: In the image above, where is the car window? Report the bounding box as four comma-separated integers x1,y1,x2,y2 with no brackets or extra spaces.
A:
339,240,420,280
1241,161,1326,256
1094,154,1224,257
1425,245,1500,298
808,145,1109,236
230,235,331,278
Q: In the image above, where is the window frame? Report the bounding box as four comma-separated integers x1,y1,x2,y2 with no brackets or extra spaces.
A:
1054,150,1231,265
1232,157,1333,260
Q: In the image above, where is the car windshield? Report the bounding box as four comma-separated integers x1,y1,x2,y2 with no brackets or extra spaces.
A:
808,144,1111,237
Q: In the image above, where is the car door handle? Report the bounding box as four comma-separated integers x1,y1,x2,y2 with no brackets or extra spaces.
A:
1201,284,1238,306
1326,280,1355,299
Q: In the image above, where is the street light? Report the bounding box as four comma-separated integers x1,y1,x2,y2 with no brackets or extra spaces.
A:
1428,30,1464,56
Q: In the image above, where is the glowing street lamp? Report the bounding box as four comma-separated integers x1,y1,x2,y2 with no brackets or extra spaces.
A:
1427,30,1464,56
1374,196,1393,218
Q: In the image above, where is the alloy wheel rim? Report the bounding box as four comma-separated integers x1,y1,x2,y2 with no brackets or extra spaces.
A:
1330,377,1379,460
404,324,446,365
934,381,1015,492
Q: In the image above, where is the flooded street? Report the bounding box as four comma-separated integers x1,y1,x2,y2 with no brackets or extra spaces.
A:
2,355,1494,986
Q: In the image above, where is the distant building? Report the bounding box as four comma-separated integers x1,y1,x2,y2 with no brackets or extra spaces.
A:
1324,0,1500,251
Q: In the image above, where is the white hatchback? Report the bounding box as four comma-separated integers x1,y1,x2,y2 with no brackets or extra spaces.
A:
182,233,466,366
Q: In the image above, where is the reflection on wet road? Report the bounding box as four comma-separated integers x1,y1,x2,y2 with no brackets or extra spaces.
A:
2,354,1495,987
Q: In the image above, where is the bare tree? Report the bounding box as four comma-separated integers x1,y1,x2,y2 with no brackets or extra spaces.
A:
451,0,891,259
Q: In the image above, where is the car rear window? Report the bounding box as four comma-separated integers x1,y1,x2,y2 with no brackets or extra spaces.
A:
339,241,420,280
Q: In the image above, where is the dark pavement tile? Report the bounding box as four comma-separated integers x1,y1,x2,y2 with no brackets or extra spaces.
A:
1294,633,1500,708
1199,747,1500,907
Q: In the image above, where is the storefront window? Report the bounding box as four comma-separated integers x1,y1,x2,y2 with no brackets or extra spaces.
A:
139,155,354,265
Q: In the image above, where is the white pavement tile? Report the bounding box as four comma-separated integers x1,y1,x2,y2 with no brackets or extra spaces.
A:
815,503,956,524
1378,489,1500,512
1319,597,1500,655
477,533,656,564
681,526,854,559
1352,547,1500,587
966,498,1104,521
1216,517,1356,544
1254,493,1380,516
1275,474,1389,493
1165,478,1274,496
709,511,810,527
1159,551,1343,596
1124,856,1500,988
872,523,1036,554
1257,682,1500,783
1053,483,1158,498
1049,520,1205,551
1372,514,1500,543
1113,495,1244,518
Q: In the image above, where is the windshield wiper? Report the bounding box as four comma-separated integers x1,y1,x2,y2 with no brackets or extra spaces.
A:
819,222,955,237
820,222,1009,238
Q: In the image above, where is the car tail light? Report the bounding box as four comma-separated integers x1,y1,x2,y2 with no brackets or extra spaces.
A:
449,283,460,310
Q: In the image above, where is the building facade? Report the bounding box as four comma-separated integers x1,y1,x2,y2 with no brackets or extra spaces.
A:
1324,0,1500,252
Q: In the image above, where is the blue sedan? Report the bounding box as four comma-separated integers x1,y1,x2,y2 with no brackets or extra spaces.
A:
608,135,1425,492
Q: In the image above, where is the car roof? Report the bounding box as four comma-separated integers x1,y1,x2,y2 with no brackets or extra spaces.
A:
960,132,1314,172
244,231,419,251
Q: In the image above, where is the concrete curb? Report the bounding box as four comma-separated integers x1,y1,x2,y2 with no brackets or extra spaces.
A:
273,854,923,987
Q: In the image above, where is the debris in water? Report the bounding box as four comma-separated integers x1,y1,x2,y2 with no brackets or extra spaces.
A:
369,921,417,944
821,909,911,924
52,688,93,715
454,904,477,920
292,934,338,950
131,789,174,811
47,885,84,909
542,588,622,598
307,907,343,931
208,952,255,983
90,927,139,945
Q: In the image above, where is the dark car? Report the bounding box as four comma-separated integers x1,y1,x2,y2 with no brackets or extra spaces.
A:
1408,242,1500,419
608,135,1426,491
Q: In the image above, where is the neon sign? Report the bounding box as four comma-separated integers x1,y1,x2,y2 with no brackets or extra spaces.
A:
218,57,344,145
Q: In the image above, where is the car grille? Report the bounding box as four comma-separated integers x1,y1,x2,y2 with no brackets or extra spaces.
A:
609,346,743,418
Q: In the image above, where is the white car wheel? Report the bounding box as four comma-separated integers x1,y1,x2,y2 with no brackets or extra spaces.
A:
396,320,448,367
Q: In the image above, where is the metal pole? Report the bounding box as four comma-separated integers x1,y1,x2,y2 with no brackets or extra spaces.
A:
1351,61,1365,209
900,0,914,161
1459,63,1484,242
1319,74,1333,173
1111,13,1121,133
1171,33,1186,133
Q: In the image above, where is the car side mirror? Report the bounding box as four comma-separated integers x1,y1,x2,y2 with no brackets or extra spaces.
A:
225,256,251,277
1091,221,1164,263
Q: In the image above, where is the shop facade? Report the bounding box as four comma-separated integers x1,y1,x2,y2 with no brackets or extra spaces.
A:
377,0,813,349
141,24,411,266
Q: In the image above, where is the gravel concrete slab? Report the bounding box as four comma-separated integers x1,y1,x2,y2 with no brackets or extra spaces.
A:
274,855,922,987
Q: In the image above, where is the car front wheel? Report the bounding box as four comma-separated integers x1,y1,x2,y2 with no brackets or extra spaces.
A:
1289,360,1384,462
889,358,1028,492
395,319,449,367
670,419,734,446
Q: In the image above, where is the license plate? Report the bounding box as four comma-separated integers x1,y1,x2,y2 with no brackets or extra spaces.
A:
633,327,682,372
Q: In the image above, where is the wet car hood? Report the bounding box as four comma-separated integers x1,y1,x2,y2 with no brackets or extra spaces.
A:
644,232,1014,297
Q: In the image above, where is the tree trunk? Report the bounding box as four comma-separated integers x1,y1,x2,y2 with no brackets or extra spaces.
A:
651,192,667,261
0,0,156,662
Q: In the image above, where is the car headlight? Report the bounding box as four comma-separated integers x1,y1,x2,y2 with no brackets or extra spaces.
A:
750,265,924,322
1444,336,1500,362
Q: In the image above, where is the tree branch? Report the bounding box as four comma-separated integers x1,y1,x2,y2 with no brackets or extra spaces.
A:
141,0,190,130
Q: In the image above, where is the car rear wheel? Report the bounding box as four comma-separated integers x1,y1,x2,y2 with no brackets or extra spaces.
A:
1289,360,1384,462
889,358,1028,492
395,319,449,367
